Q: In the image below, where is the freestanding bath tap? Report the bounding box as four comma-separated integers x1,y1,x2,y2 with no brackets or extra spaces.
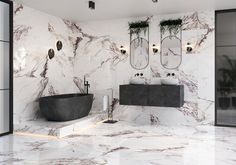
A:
84,76,90,94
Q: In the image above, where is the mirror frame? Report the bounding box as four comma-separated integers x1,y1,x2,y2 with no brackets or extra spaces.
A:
160,27,182,70
130,26,149,70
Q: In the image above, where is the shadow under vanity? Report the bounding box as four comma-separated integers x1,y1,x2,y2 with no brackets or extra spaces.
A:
120,84,184,108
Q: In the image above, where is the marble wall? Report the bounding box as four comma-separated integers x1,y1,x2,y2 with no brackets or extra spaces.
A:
13,3,215,126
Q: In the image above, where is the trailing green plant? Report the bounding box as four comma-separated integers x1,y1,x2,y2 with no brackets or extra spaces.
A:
160,19,182,35
129,20,149,38
218,77,233,96
218,55,236,95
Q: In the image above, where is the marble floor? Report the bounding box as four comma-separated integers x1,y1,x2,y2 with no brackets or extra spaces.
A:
1,121,236,165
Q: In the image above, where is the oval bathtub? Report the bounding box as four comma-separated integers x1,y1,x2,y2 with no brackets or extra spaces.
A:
39,94,94,122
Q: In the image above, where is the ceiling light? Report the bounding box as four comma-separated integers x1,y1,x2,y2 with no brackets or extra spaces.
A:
89,1,95,10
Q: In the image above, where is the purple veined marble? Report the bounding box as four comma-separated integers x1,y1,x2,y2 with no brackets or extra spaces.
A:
13,3,214,128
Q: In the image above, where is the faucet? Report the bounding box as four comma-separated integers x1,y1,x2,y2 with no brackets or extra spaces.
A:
107,88,116,112
84,76,90,94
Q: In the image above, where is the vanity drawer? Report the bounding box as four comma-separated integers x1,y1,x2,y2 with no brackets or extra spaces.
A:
148,85,165,106
120,85,148,106
161,85,184,107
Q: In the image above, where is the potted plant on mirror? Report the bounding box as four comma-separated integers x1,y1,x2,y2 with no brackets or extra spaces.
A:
128,19,150,70
128,20,149,46
129,20,149,39
160,19,182,36
218,55,236,109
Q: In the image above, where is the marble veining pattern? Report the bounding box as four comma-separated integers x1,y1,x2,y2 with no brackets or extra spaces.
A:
1,123,236,165
13,2,214,129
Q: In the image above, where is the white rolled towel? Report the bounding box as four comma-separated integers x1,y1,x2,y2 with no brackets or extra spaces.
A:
103,95,109,111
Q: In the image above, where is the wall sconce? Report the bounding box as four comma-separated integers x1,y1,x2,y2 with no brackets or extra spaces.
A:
56,41,63,51
48,49,55,59
120,46,126,54
152,44,159,54
186,43,193,53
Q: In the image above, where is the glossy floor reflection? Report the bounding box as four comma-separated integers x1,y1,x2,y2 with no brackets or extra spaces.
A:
1,121,236,165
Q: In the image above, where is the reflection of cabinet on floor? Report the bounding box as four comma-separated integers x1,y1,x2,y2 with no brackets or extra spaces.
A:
119,84,184,108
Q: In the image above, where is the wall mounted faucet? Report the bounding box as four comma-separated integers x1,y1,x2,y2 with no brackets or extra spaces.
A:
135,73,144,77
84,76,90,94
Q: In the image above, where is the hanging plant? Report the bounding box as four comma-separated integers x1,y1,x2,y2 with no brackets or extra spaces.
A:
160,19,182,35
129,20,149,38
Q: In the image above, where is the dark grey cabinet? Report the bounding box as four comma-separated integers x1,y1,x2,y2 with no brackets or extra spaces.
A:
120,85,148,106
148,85,165,106
120,85,184,108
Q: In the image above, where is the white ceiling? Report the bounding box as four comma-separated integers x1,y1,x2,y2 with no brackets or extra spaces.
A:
13,0,236,22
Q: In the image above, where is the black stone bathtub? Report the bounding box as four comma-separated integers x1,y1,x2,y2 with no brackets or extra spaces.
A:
39,94,93,122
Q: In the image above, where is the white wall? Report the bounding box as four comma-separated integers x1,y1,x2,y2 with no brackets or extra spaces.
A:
13,3,215,126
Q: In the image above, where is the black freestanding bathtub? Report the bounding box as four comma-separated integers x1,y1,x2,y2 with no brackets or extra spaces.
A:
39,94,94,122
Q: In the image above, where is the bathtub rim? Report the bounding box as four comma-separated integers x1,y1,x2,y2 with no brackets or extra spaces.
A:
40,93,94,100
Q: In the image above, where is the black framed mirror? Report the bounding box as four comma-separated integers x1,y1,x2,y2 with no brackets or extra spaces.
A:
160,19,182,70
129,21,149,70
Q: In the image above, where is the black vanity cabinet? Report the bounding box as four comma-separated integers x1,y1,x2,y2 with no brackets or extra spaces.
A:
120,85,148,106
119,85,184,108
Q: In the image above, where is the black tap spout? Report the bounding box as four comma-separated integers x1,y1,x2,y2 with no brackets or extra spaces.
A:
84,76,90,94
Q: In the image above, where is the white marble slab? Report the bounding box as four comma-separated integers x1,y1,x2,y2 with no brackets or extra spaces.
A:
1,122,236,164
13,3,215,127
14,114,106,138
